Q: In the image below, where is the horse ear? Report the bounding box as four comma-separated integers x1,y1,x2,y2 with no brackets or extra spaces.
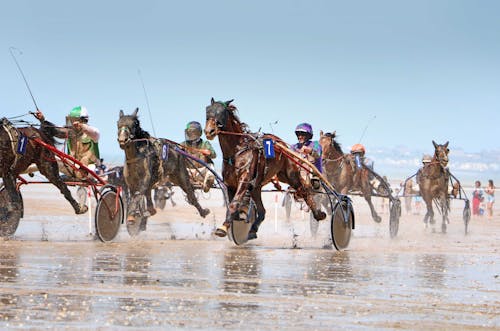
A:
432,140,437,148
444,141,449,148
211,97,215,105
333,130,336,137
225,99,234,106
119,110,124,118
320,130,324,136
133,108,139,117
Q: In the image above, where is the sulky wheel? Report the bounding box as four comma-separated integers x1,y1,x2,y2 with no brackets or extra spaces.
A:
0,186,23,237
389,198,401,238
463,199,471,235
229,200,256,245
95,189,124,242
330,198,354,251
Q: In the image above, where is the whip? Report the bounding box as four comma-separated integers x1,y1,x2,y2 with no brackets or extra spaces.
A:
138,69,157,136
9,47,40,112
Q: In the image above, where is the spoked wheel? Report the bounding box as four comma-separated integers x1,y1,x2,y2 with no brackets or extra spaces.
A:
229,200,256,245
389,198,401,238
95,188,124,242
0,187,23,237
330,197,354,251
463,199,471,235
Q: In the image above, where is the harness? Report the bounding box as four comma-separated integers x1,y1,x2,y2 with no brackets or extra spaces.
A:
1,118,22,171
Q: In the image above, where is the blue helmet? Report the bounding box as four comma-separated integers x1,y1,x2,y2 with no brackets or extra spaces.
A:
295,123,313,139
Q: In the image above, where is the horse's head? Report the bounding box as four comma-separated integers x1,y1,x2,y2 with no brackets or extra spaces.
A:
432,140,449,167
117,108,142,149
319,130,343,157
204,97,235,140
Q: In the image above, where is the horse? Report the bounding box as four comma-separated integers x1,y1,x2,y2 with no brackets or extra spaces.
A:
416,140,451,232
0,117,88,235
319,131,382,223
117,108,209,231
204,98,326,239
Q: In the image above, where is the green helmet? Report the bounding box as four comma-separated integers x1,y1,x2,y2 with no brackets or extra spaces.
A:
69,106,89,119
185,121,202,142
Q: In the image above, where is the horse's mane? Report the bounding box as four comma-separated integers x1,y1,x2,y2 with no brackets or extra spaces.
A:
225,103,251,134
325,132,344,154
131,116,151,139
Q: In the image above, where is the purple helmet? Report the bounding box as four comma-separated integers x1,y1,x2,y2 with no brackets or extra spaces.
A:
295,123,313,139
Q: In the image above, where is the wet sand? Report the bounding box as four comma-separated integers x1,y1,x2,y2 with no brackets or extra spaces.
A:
0,185,499,330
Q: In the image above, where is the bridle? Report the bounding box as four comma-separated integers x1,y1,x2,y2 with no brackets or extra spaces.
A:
205,102,228,136
118,124,135,146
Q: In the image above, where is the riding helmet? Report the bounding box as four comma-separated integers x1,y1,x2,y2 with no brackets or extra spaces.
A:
295,123,313,139
185,121,202,142
69,106,89,120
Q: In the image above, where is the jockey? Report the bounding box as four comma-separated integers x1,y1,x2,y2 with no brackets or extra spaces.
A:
34,106,101,173
291,122,322,189
180,121,217,192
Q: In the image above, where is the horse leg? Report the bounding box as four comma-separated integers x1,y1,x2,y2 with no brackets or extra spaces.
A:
145,189,156,217
441,196,449,233
175,164,210,218
37,161,88,214
214,186,236,237
294,186,326,221
248,188,266,240
364,193,382,223
423,197,435,227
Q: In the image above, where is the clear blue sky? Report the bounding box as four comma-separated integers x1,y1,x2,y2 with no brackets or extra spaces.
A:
1,0,499,163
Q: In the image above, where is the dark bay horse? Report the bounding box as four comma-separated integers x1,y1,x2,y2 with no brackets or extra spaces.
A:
117,109,209,231
319,131,382,223
204,98,326,239
417,140,451,232
0,117,87,235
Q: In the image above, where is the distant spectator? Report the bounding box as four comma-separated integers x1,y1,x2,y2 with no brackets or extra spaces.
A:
485,179,495,220
404,179,414,214
472,180,484,217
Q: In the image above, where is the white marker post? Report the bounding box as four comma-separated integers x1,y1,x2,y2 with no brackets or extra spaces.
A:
274,193,278,233
88,186,92,235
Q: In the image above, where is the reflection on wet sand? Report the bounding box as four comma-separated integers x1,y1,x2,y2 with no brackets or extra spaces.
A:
219,248,261,312
0,252,19,322
416,254,447,288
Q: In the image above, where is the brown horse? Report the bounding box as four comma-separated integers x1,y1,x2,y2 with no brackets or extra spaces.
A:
0,117,88,236
204,98,326,240
319,131,382,223
117,109,209,233
416,140,450,232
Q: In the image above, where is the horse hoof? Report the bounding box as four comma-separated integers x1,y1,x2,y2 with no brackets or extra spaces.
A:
374,216,382,223
247,231,257,240
314,211,327,221
200,208,210,218
214,225,227,237
148,208,157,217
76,205,88,215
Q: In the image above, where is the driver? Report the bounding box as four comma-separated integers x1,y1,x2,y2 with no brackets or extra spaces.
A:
33,106,101,177
180,121,217,192
291,122,322,189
